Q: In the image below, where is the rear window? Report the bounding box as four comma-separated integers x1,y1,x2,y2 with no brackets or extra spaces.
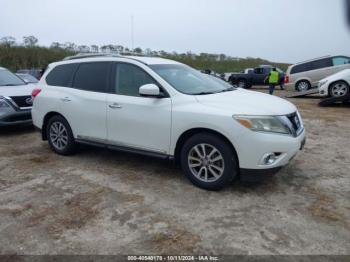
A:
290,58,331,74
290,63,310,74
46,63,78,87
72,62,110,93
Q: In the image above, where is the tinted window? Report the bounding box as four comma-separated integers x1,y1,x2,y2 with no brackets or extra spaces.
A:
254,68,264,74
116,63,156,96
73,62,110,92
332,57,350,66
290,59,331,74
310,58,332,70
291,63,309,74
46,63,78,87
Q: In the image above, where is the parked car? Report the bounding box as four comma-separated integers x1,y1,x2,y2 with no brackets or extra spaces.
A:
16,73,39,84
31,55,305,190
0,67,35,126
228,65,285,88
318,69,350,98
284,55,350,92
16,69,42,80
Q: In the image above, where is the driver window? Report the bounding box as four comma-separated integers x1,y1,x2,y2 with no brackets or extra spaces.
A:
115,63,156,97
332,57,350,66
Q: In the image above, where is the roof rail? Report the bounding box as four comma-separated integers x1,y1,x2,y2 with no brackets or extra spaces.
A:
295,55,331,65
62,53,122,61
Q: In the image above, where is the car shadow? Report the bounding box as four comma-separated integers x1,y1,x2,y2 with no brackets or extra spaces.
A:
0,124,35,136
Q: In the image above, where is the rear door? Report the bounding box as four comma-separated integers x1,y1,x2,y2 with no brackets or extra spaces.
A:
58,62,111,141
106,62,172,155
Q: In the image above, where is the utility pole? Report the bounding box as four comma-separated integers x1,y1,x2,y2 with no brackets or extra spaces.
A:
131,14,134,52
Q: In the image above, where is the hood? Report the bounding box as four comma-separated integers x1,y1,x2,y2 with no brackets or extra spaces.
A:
0,84,35,97
195,88,297,115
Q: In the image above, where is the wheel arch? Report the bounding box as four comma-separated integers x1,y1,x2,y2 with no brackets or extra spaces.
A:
42,111,69,140
328,80,350,97
295,79,311,91
174,128,239,167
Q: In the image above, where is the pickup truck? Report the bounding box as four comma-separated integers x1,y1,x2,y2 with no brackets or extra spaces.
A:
228,66,285,89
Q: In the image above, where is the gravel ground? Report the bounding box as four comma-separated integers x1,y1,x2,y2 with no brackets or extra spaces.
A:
0,89,349,255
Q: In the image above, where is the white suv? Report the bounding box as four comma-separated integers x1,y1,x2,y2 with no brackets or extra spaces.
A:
31,54,306,190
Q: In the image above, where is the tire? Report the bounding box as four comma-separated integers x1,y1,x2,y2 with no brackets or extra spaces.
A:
46,115,76,155
180,133,238,191
295,80,311,92
329,81,349,98
237,79,247,89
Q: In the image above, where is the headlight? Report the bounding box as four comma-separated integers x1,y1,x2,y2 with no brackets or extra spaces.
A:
0,98,10,108
318,80,328,87
233,115,290,134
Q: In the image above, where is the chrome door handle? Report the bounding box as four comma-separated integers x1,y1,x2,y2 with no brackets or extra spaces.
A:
109,103,122,109
61,97,71,102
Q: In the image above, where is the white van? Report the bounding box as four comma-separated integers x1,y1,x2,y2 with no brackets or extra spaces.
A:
284,56,350,92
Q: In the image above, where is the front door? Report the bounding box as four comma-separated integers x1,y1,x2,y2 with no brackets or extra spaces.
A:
107,63,172,155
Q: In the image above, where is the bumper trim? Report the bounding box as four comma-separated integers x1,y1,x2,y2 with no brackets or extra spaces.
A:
240,167,282,182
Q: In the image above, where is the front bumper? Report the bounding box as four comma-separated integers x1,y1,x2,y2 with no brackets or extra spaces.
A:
0,108,32,126
239,134,306,182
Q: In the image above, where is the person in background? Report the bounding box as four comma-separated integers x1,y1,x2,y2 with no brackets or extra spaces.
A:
265,68,279,95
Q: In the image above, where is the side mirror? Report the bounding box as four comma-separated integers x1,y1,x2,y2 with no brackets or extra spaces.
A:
139,84,161,97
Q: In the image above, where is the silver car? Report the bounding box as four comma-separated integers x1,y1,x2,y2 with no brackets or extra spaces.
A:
284,55,350,92
0,67,35,126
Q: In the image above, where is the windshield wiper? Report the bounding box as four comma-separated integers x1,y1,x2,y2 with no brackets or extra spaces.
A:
220,87,235,92
195,91,216,95
2,84,19,86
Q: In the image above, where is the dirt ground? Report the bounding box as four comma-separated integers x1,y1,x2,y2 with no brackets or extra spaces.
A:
0,88,349,255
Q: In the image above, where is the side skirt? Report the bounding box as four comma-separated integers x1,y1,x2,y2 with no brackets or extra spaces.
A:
76,138,174,160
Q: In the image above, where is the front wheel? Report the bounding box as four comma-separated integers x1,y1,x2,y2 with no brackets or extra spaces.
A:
180,133,238,191
47,115,76,155
329,81,349,97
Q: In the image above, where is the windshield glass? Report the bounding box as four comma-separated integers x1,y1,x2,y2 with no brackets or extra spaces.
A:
17,74,38,83
0,69,26,86
150,64,235,95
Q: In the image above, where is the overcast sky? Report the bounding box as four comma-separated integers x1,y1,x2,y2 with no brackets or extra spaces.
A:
0,0,349,63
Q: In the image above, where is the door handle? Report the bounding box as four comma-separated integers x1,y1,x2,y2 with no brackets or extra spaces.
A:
61,97,71,102
109,103,122,109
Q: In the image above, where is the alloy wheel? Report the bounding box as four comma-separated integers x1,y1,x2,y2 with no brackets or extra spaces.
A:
188,143,225,183
49,122,68,150
331,83,348,97
297,81,309,92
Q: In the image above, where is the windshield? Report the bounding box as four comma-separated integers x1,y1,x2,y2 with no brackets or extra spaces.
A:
150,64,235,95
0,69,26,86
17,73,38,83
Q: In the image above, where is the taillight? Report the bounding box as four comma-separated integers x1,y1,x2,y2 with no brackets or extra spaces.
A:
284,75,289,84
31,88,42,98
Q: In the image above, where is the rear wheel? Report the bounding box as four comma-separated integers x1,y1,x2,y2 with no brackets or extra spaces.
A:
180,133,238,191
329,81,349,97
296,80,311,92
47,115,76,155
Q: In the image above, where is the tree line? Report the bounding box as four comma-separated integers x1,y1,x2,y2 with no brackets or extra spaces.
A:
0,35,289,73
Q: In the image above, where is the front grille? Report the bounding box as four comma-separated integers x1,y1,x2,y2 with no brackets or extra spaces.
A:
9,96,33,108
287,112,302,134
